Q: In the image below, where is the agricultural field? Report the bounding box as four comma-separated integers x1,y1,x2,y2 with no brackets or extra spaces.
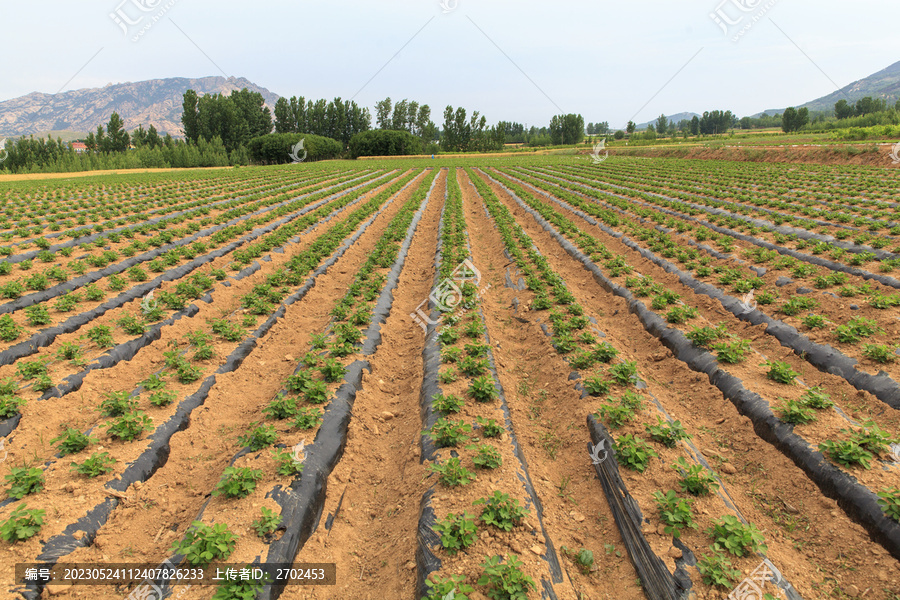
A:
0,156,897,600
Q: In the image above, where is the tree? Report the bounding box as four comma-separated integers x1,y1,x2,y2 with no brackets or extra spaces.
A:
656,114,668,136
834,99,853,120
146,124,161,149
626,121,636,134
549,114,585,145
182,89,200,144
375,98,392,129
131,125,147,148
391,99,409,131
614,130,625,140
274,97,294,133
105,112,130,152
690,115,700,136
95,125,106,153
796,107,809,130
781,107,797,133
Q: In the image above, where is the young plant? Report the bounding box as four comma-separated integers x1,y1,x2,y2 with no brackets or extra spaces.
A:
666,305,698,324
213,466,264,498
818,439,874,469
292,407,322,430
24,305,51,327
706,515,767,557
237,423,277,450
252,506,281,537
5,467,44,499
0,395,25,419
149,389,177,407
0,314,23,342
645,417,691,448
801,314,827,329
263,394,299,420
432,393,464,414
584,374,612,397
425,418,471,448
561,546,595,575
777,398,816,424
438,368,458,384
0,504,45,542
592,341,618,363
712,339,750,364
271,447,304,476
71,452,116,478
170,521,237,565
441,346,462,363
478,554,536,600
86,325,114,348
423,574,474,600
696,549,741,588
673,457,719,496
459,356,489,377
477,416,503,438
877,487,900,523
863,343,896,364
303,380,330,405
319,358,345,383
474,491,529,531
434,512,478,556
609,361,638,386
50,427,91,456
140,373,167,391
764,360,797,384
469,375,498,402
614,434,657,472
652,490,697,538
98,391,136,417
105,410,152,441
685,324,727,348
469,444,503,469
427,457,476,486
597,402,635,429
800,386,833,409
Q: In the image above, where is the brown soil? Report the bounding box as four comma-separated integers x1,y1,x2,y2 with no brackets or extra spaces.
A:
473,168,900,599
0,160,897,600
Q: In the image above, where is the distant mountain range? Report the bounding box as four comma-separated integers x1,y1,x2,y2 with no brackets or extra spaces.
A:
0,76,280,138
2,59,898,140
631,59,900,127
755,60,900,118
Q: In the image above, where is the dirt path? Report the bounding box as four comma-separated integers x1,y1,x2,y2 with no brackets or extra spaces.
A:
283,170,446,600
458,169,646,599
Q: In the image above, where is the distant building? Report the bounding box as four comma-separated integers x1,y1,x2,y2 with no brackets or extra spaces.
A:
71,142,88,154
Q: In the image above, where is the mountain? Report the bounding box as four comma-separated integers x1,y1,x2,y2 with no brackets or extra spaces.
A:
0,76,280,138
633,112,699,131
758,59,900,117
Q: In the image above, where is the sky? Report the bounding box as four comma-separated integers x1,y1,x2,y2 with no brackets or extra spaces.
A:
1,0,898,129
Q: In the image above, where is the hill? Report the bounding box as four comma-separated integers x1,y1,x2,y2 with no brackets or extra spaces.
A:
0,76,280,138
758,59,900,117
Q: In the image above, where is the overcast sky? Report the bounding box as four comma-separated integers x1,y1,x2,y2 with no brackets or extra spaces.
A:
1,1,898,128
